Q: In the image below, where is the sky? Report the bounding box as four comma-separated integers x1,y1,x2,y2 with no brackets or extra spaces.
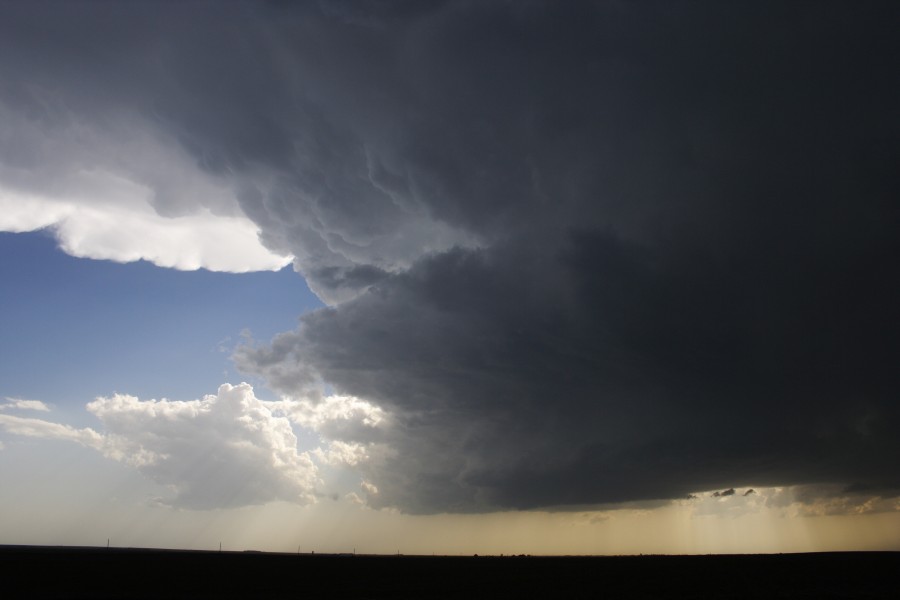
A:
0,1,898,555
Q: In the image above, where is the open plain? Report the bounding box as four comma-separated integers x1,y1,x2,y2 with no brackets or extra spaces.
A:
1,546,896,599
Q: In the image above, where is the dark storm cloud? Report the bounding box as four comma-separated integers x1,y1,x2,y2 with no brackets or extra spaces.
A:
4,1,899,512
234,0,900,512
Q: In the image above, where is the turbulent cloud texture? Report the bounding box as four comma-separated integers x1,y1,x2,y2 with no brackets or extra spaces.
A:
4,2,899,513
0,5,289,272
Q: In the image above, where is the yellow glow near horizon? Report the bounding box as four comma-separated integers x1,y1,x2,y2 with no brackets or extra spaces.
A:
1,448,897,555
3,498,898,555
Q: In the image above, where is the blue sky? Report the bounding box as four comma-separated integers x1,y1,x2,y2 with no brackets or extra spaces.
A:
0,231,321,414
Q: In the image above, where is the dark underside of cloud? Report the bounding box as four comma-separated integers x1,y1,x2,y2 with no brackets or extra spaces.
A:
4,1,899,512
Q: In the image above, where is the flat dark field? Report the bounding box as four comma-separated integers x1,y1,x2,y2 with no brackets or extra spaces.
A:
0,546,896,599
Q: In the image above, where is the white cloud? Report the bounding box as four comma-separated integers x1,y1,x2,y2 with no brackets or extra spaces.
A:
264,394,390,471
269,394,387,442
1,397,51,412
312,440,371,467
0,383,320,509
0,99,291,273
85,383,319,509
0,383,394,511
0,184,291,273
73,200,282,272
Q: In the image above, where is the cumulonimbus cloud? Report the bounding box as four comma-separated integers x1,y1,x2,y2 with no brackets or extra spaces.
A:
230,2,900,513
3,2,898,514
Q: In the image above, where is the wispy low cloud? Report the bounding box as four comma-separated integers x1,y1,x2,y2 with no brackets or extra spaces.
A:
685,485,900,518
1,397,51,412
0,413,103,447
784,485,900,517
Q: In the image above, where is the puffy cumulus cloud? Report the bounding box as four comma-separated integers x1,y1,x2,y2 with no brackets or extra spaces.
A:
85,383,319,509
1,397,50,412
0,384,320,509
266,394,387,443
6,3,898,513
313,441,371,468
265,393,390,482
